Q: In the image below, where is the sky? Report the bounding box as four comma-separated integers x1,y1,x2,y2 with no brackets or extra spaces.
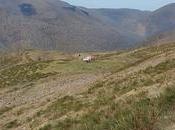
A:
62,0,175,11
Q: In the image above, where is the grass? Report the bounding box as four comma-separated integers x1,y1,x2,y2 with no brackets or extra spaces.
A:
2,43,175,130
39,52,175,130
0,54,22,68
130,43,175,59
109,58,175,95
40,124,52,130
112,74,155,95
2,43,174,89
40,85,175,130
4,119,20,129
159,86,175,112
143,59,175,76
0,107,13,116
35,96,88,120
40,59,128,75
0,61,57,88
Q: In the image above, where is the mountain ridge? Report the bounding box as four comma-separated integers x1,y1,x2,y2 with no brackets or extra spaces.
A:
0,1,175,52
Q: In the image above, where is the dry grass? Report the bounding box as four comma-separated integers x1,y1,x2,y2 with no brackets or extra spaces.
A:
1,43,175,130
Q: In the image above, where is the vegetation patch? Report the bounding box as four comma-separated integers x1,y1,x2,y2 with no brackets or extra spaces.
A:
0,54,22,68
143,59,175,76
0,61,57,88
41,59,128,75
111,73,155,95
4,119,20,129
36,96,88,120
0,107,13,116
40,85,175,130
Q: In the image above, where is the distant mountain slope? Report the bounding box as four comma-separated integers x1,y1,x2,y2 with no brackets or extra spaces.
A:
0,0,175,52
93,3,175,48
146,3,175,36
92,9,150,42
144,30,175,45
0,0,123,52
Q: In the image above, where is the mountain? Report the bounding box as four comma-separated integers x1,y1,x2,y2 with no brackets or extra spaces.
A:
0,0,175,52
146,3,175,36
92,9,150,43
143,30,175,46
139,3,175,45
1,42,175,129
0,0,123,52
94,3,175,43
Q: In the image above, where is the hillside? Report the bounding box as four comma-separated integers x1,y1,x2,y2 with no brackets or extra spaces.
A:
146,3,175,36
92,8,150,43
0,43,175,129
143,30,175,46
0,0,123,52
0,0,175,52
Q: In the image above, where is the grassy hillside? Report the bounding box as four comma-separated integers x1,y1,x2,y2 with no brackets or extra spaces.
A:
0,43,175,130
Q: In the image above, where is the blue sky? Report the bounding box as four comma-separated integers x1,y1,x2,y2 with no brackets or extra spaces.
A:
62,0,175,10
